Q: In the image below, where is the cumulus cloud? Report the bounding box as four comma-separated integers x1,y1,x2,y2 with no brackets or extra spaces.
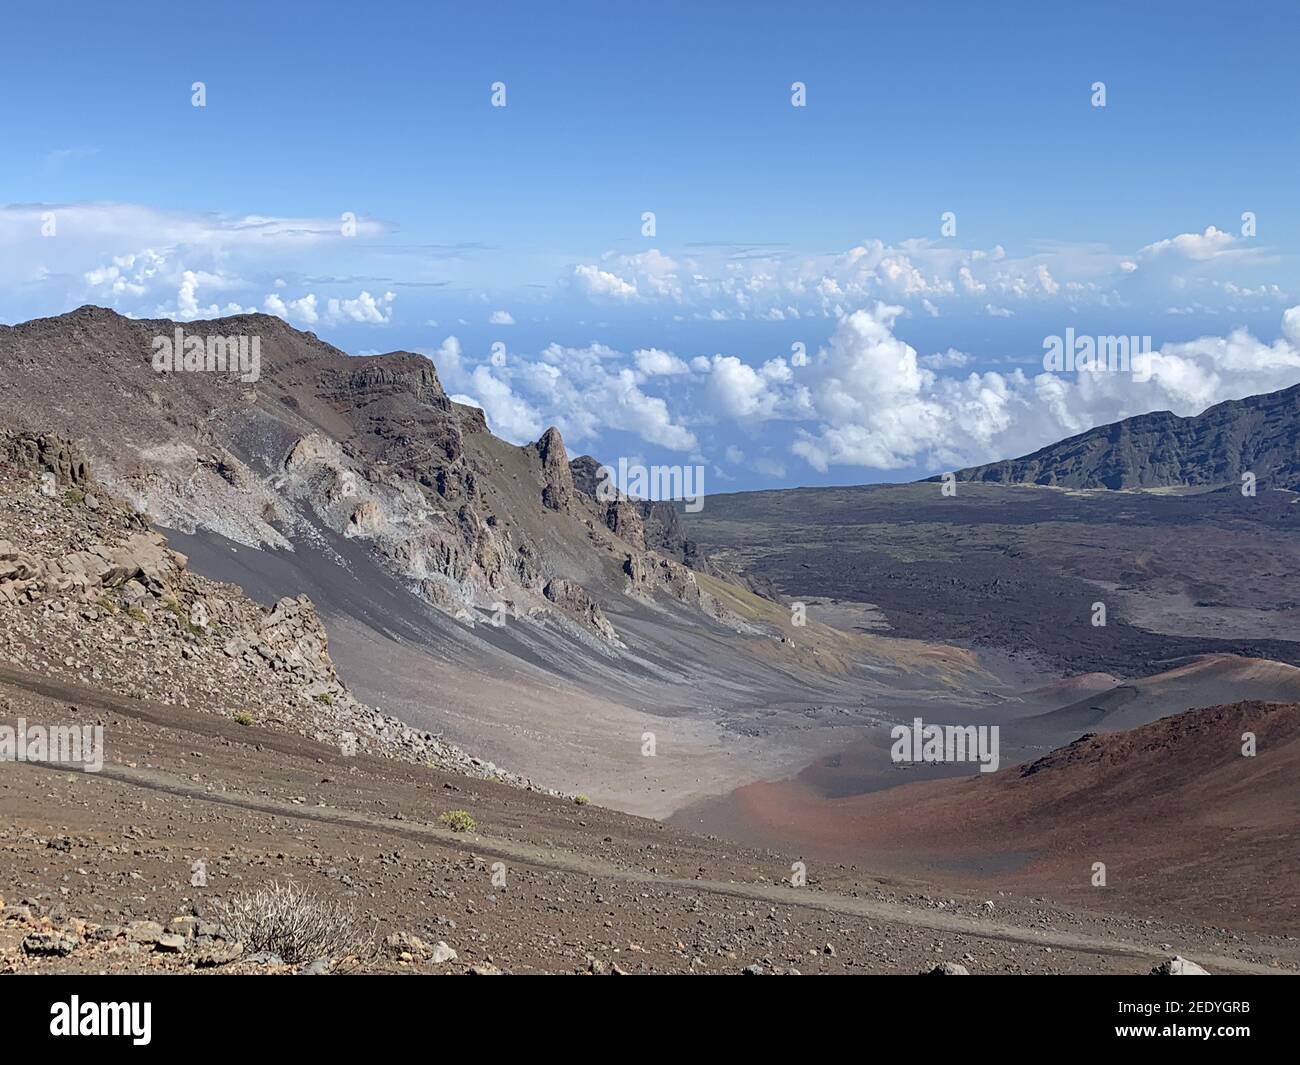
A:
264,292,319,324
421,337,697,451
1140,225,1240,261
786,303,1300,474
559,225,1287,321
459,365,544,441
0,202,397,324
328,290,395,324
488,310,515,325
573,263,637,300
262,289,395,326
704,354,793,420
634,347,690,376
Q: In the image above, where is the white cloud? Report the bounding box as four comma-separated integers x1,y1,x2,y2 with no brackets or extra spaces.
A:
462,365,544,441
920,348,972,370
705,354,791,420
785,303,1300,474
488,310,515,325
1140,225,1239,261
634,347,689,376
573,263,638,300
421,337,696,452
264,292,320,324
327,290,395,324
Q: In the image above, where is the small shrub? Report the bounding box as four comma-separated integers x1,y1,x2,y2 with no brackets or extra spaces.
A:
125,606,148,623
573,794,590,806
95,595,119,615
233,711,254,727
438,810,476,833
64,487,85,505
216,880,374,965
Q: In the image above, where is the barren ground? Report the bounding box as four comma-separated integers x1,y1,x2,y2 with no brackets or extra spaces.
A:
2,665,1294,976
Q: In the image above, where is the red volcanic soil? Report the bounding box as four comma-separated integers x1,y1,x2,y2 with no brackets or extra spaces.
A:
721,701,1300,934
1023,671,1121,704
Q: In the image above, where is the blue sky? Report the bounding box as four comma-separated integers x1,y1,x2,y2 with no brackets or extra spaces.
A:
4,1,1300,491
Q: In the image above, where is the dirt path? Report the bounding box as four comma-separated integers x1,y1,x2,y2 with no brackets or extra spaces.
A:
16,758,1281,975
2,662,1292,975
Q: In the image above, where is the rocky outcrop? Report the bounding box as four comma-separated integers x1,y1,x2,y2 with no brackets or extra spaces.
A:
623,553,700,603
221,595,341,697
0,429,555,793
543,578,618,642
602,500,647,550
569,453,712,569
5,432,90,487
346,499,383,537
568,455,605,498
531,427,575,512
0,531,185,605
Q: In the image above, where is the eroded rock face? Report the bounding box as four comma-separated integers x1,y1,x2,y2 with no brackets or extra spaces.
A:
0,429,556,793
346,499,383,537
0,309,740,648
532,427,575,513
568,453,713,570
602,500,647,551
623,553,701,605
5,432,90,487
543,579,618,643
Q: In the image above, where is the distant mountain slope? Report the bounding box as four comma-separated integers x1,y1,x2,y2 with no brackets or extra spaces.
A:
714,700,1300,932
1030,654,1300,733
948,383,1300,489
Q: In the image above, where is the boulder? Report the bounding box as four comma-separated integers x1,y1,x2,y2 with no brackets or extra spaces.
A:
22,932,79,957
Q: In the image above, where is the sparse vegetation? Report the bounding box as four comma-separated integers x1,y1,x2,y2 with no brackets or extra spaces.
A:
216,880,375,965
63,487,85,505
574,794,590,806
438,809,476,833
233,711,254,726
125,606,148,623
161,596,206,635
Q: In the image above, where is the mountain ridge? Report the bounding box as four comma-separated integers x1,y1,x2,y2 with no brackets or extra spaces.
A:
941,381,1300,490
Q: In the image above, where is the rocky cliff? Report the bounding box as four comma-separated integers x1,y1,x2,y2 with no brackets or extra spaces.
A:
0,429,553,790
0,307,743,644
